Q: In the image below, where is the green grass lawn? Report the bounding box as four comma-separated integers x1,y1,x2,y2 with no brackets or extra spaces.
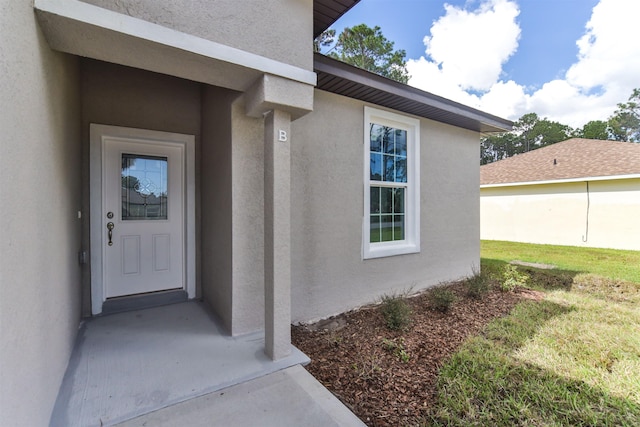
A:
428,241,640,426
482,240,640,283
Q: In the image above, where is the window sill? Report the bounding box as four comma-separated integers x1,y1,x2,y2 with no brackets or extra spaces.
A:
363,242,420,259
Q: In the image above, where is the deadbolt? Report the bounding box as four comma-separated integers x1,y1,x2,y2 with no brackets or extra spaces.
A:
107,211,114,219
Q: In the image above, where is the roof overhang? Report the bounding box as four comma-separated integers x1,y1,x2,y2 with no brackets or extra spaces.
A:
314,0,362,38
481,173,640,188
314,54,513,134
34,0,316,93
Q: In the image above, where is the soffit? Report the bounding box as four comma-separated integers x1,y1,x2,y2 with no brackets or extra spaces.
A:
314,54,513,133
314,0,362,38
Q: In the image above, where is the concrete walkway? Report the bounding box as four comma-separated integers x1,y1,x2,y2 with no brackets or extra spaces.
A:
115,364,366,426
50,301,364,426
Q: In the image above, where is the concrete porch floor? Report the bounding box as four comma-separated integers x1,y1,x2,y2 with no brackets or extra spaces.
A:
50,301,364,426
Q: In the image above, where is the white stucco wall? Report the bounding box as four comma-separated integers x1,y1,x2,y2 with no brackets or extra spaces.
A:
290,90,481,323
79,0,313,70
481,178,640,251
0,1,82,425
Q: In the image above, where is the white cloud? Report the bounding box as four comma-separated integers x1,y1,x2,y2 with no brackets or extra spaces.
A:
422,0,520,91
407,0,640,129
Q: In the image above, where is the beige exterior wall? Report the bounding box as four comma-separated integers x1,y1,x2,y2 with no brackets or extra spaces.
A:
201,90,266,335
0,1,82,426
481,178,640,251
290,90,481,323
80,0,313,70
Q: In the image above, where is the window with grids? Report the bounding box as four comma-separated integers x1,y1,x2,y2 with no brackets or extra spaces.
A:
364,107,420,259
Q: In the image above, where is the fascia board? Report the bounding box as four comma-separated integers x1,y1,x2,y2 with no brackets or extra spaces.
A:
481,173,640,188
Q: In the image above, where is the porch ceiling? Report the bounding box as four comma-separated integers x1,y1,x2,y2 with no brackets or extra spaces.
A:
34,0,316,93
314,0,362,38
314,53,513,134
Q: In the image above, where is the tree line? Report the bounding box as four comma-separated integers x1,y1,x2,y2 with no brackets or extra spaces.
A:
481,88,640,165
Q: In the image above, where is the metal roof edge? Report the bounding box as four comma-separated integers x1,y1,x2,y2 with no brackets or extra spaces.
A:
313,0,362,38
314,53,513,133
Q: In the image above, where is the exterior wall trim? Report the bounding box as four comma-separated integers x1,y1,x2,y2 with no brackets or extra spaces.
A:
481,173,640,189
34,0,317,89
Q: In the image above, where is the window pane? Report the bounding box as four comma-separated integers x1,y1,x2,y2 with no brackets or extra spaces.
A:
122,154,168,220
381,187,393,213
370,153,383,180
384,154,395,182
380,215,393,242
395,156,407,183
370,124,383,152
370,215,381,243
395,129,407,156
383,127,394,154
394,215,405,240
393,188,405,214
370,187,380,214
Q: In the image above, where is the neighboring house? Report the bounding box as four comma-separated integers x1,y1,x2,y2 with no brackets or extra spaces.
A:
0,1,511,425
481,138,640,250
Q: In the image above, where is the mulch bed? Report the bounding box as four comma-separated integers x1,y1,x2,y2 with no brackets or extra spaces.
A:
292,282,541,426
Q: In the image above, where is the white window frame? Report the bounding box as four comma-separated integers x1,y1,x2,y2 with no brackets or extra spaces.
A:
363,107,420,259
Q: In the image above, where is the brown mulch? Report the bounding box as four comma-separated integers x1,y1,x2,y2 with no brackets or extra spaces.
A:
292,282,542,426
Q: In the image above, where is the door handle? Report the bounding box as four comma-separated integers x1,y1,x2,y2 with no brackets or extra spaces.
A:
107,222,114,246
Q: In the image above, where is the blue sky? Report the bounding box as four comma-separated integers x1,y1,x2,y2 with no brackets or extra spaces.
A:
328,0,639,128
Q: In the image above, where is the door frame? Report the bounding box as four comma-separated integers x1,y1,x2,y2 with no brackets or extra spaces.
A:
90,124,196,315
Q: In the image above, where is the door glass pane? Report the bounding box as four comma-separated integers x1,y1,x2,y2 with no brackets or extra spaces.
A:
122,154,168,220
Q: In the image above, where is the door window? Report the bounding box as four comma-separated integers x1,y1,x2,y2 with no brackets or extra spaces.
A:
121,154,168,220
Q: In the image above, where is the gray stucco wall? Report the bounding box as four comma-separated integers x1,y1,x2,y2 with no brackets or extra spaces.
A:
290,90,481,323
80,59,203,314
201,86,235,331
82,61,266,335
80,0,313,70
0,2,82,425
229,97,266,334
201,91,266,336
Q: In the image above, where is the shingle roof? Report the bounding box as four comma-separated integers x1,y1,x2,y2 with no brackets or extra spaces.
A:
480,138,640,185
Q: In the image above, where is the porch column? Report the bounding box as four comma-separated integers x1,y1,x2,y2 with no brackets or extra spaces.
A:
263,109,292,360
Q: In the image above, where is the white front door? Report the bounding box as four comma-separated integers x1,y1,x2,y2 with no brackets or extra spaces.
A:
90,125,196,313
104,139,184,297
